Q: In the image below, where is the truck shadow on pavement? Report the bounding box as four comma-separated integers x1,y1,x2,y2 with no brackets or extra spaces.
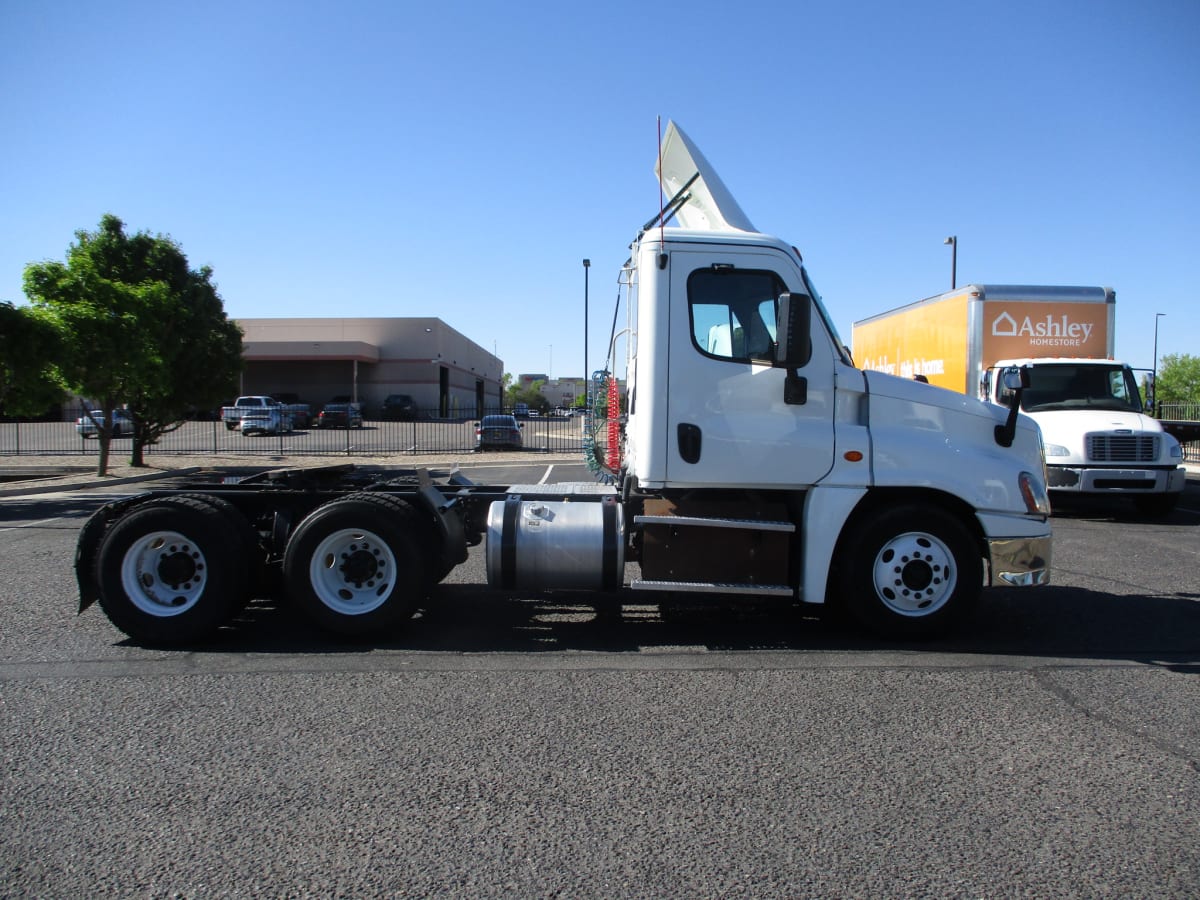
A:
134,582,1200,670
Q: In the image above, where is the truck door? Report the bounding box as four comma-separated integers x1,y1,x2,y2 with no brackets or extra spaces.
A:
665,250,836,487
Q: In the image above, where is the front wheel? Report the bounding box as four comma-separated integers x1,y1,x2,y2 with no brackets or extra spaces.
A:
835,505,982,639
283,495,428,636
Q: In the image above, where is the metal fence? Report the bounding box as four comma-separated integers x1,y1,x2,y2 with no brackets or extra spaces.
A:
5,405,1197,463
1158,402,1200,421
0,408,589,458
1157,403,1200,463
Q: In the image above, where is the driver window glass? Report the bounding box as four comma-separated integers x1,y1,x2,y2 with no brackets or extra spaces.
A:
688,269,784,363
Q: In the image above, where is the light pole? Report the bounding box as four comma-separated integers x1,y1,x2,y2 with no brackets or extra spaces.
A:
1152,312,1165,413
943,236,957,290
583,258,590,406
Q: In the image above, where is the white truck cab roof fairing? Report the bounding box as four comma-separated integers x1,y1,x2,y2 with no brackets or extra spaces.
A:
655,121,757,233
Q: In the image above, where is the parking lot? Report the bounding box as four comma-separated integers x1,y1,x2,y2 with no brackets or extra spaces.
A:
1,464,1197,897
0,416,592,458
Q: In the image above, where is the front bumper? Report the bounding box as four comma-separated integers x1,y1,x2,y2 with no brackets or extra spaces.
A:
1046,465,1186,494
988,535,1052,588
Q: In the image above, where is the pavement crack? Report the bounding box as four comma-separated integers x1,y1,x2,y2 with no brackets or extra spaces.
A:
1033,667,1200,773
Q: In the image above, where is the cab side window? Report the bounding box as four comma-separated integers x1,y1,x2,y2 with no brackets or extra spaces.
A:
688,268,784,363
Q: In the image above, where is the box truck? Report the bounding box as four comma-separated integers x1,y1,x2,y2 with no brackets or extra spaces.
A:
853,285,1185,514
74,123,1053,646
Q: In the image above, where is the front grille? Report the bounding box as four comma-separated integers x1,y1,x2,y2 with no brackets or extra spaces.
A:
1087,433,1158,463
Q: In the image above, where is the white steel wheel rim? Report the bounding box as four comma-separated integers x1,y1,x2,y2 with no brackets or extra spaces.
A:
870,531,957,617
308,527,397,616
120,529,208,617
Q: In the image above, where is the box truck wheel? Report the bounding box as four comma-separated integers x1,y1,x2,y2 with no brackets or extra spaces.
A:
283,496,428,636
94,496,251,645
837,505,981,638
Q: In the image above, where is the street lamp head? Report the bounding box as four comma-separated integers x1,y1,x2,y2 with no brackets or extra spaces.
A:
582,259,590,268
943,236,956,246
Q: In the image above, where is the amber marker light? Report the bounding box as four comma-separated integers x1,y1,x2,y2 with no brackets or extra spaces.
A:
843,450,864,462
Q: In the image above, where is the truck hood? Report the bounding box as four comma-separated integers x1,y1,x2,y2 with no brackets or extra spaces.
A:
865,370,1016,422
656,121,757,233
863,370,1047,515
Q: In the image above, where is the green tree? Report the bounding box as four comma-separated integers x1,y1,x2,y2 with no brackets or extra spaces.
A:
23,215,243,474
0,301,65,417
504,376,548,413
1156,353,1200,407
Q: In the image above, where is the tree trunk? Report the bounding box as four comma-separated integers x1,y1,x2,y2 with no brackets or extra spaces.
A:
96,432,110,477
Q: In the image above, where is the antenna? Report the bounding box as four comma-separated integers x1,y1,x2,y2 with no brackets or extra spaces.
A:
657,116,665,248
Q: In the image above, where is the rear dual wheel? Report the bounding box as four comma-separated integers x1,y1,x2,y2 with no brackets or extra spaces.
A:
95,496,257,645
283,494,428,636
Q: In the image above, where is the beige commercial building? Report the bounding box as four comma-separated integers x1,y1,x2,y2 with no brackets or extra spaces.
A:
235,317,504,418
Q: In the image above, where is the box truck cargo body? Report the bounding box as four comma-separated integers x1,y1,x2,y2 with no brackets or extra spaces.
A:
853,285,1185,515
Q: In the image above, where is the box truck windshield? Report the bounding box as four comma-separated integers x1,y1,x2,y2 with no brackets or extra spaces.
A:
999,362,1143,413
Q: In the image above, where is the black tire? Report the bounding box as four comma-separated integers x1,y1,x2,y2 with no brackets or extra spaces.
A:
170,492,265,603
225,421,237,431
283,495,428,636
836,504,981,639
94,496,251,645
1133,493,1179,517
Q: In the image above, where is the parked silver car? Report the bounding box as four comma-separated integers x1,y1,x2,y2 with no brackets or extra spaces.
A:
75,410,133,438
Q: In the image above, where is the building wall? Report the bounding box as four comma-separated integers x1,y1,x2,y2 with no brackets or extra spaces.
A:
235,317,505,417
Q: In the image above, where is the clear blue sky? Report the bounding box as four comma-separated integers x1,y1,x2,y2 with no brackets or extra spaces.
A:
2,0,1197,382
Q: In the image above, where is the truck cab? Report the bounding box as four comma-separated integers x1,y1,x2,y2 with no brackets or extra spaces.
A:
615,122,1052,634
984,358,1185,514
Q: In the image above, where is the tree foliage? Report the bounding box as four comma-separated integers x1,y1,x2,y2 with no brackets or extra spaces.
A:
1156,353,1200,406
22,215,243,473
504,376,549,413
0,301,65,417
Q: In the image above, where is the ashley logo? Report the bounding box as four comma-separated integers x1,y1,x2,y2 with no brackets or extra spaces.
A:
992,311,1094,342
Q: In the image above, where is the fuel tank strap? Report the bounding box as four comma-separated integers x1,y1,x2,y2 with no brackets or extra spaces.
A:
499,495,521,589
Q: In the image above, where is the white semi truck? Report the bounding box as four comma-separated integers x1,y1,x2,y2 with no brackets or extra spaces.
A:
853,285,1186,515
75,122,1052,644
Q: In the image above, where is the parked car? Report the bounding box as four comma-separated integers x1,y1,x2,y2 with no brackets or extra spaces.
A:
240,407,294,436
475,414,523,451
381,393,419,420
76,410,133,438
271,394,311,428
513,403,530,419
316,402,363,429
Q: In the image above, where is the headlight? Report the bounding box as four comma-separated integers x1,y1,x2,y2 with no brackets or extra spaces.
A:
1019,471,1052,516
1043,443,1071,457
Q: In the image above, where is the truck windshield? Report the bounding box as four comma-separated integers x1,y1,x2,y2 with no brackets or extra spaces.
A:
1017,363,1143,413
801,267,853,366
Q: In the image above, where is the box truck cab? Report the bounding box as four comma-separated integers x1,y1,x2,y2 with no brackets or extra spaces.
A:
984,357,1185,515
